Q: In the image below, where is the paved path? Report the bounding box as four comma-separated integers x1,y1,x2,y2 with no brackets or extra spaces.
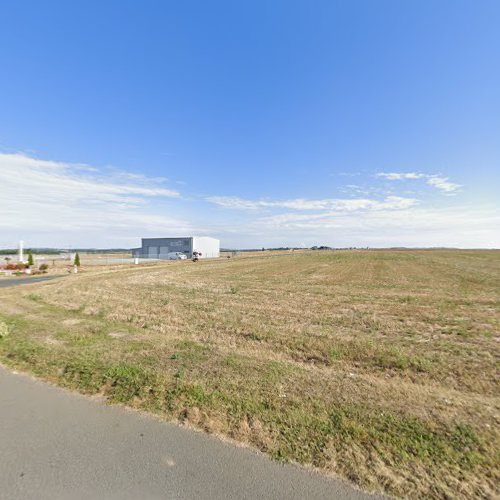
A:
0,366,381,500
0,276,62,288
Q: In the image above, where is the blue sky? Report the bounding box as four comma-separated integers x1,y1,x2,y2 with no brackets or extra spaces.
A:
0,0,499,248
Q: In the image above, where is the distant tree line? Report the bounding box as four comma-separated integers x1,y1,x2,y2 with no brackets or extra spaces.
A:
0,248,132,255
221,246,336,252
0,248,61,255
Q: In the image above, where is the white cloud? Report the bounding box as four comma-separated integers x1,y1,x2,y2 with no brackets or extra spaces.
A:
0,153,496,249
377,172,426,180
205,196,265,211
377,171,462,194
0,153,191,248
246,205,500,248
206,189,499,248
206,195,418,211
426,176,461,194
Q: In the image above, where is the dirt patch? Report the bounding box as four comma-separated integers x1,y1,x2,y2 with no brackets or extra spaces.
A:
62,318,83,326
44,336,63,346
108,331,127,338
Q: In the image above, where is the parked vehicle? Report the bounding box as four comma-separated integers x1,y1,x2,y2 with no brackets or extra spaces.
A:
167,252,187,260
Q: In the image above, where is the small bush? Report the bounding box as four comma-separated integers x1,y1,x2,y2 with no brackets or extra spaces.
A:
39,263,49,273
26,294,42,302
5,263,27,271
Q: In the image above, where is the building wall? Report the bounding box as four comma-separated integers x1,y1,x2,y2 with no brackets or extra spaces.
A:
192,236,220,258
134,237,220,259
140,237,193,259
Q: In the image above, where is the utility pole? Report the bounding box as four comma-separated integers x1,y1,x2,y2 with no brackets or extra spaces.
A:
18,240,24,262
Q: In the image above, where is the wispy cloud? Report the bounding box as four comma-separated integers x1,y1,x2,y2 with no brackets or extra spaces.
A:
0,153,190,247
206,195,418,211
0,153,496,249
426,176,461,193
246,205,500,248
376,172,461,194
205,177,499,248
0,153,180,199
377,172,426,180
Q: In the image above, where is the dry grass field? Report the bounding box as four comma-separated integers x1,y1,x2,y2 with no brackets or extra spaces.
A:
0,250,498,498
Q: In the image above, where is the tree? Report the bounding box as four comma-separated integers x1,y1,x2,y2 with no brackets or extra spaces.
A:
74,253,81,267
28,252,34,266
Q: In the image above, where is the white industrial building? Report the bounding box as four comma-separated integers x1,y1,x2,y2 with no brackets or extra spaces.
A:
132,236,220,259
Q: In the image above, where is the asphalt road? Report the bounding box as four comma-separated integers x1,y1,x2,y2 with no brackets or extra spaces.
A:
0,276,62,288
0,367,381,500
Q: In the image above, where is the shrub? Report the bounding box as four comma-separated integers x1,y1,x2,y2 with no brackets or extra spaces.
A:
74,253,81,267
39,263,49,273
26,294,42,302
28,252,34,266
6,263,27,271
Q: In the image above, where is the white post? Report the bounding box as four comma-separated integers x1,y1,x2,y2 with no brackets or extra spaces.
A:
19,240,24,262
134,258,139,265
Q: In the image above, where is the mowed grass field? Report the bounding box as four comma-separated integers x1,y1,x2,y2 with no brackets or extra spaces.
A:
0,250,498,498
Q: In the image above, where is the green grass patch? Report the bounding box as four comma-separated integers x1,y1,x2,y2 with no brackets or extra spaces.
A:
25,293,43,302
104,363,161,403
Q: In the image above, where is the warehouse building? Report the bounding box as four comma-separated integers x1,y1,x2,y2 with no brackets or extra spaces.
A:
132,236,220,259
